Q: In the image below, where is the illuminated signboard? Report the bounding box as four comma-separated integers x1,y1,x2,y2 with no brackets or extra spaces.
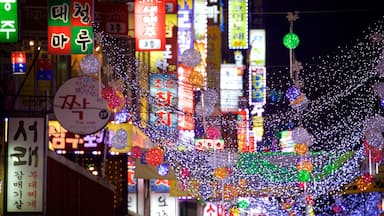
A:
249,29,266,66
249,66,266,107
149,14,178,74
237,109,249,152
134,0,165,51
11,51,26,74
228,0,248,49
178,65,194,130
127,159,137,213
0,0,18,43
280,130,295,153
53,76,111,135
150,74,178,130
177,0,193,61
7,117,46,213
194,138,225,151
220,64,243,112
48,0,94,54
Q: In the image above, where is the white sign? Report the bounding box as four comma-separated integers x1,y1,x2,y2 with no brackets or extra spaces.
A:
7,117,46,213
203,202,226,216
53,76,111,135
150,193,178,216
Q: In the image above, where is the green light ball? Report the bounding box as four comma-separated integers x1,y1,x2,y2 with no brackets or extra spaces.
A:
283,32,300,49
297,169,310,182
238,200,249,209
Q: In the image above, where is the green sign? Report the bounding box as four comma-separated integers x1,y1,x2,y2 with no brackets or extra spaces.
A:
71,26,93,54
0,0,18,43
48,0,71,26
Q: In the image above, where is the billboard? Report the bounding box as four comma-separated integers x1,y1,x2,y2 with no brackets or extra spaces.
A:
228,0,248,49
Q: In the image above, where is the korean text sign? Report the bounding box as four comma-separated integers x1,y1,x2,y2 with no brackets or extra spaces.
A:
48,0,94,54
134,0,166,51
0,0,18,43
149,74,178,130
7,117,46,212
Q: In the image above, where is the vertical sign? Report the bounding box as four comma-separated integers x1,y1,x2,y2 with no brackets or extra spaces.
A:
178,65,194,130
228,0,248,49
237,109,249,152
249,29,266,66
220,64,243,112
177,0,193,61
135,0,166,51
7,117,46,213
48,0,94,54
127,159,137,214
249,66,266,107
150,193,178,216
0,0,18,43
150,74,178,130
11,51,26,74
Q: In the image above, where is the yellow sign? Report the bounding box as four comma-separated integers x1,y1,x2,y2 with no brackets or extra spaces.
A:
107,123,152,153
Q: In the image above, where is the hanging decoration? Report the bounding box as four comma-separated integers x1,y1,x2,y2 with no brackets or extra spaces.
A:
80,54,100,74
181,48,202,68
145,147,164,166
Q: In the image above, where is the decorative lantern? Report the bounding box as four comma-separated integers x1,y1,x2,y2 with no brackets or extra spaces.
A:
80,54,100,74
158,163,170,176
283,32,300,49
296,159,313,173
297,169,311,182
145,147,164,166
130,146,143,159
214,167,228,179
294,143,308,155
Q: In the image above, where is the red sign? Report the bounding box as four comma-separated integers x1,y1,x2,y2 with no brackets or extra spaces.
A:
135,0,166,51
48,26,71,54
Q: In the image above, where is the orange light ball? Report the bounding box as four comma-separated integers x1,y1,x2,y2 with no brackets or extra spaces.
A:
294,143,308,155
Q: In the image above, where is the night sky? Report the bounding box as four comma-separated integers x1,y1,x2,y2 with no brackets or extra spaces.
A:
263,0,384,66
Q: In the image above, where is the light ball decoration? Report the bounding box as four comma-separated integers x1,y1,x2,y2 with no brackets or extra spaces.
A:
180,167,190,178
206,126,221,139
106,90,126,112
213,167,228,179
283,32,300,49
203,89,219,105
291,127,314,146
188,70,205,88
373,82,384,99
130,146,143,159
294,143,308,155
296,159,313,173
286,85,301,102
364,114,384,149
198,184,213,200
238,199,249,210
111,129,128,149
181,48,202,68
356,173,374,192
80,54,100,74
157,163,170,176
297,169,311,182
145,147,164,166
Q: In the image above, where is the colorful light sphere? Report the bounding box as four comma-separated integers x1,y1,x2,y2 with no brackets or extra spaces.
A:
130,146,143,159
106,90,126,112
80,54,100,74
297,169,311,182
283,32,300,49
213,167,228,179
286,85,301,102
294,143,308,155
198,184,213,200
157,163,170,176
296,159,313,173
189,70,204,88
181,48,202,68
206,126,221,139
101,86,115,99
145,147,164,166
180,167,190,178
237,199,249,209
356,175,373,192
